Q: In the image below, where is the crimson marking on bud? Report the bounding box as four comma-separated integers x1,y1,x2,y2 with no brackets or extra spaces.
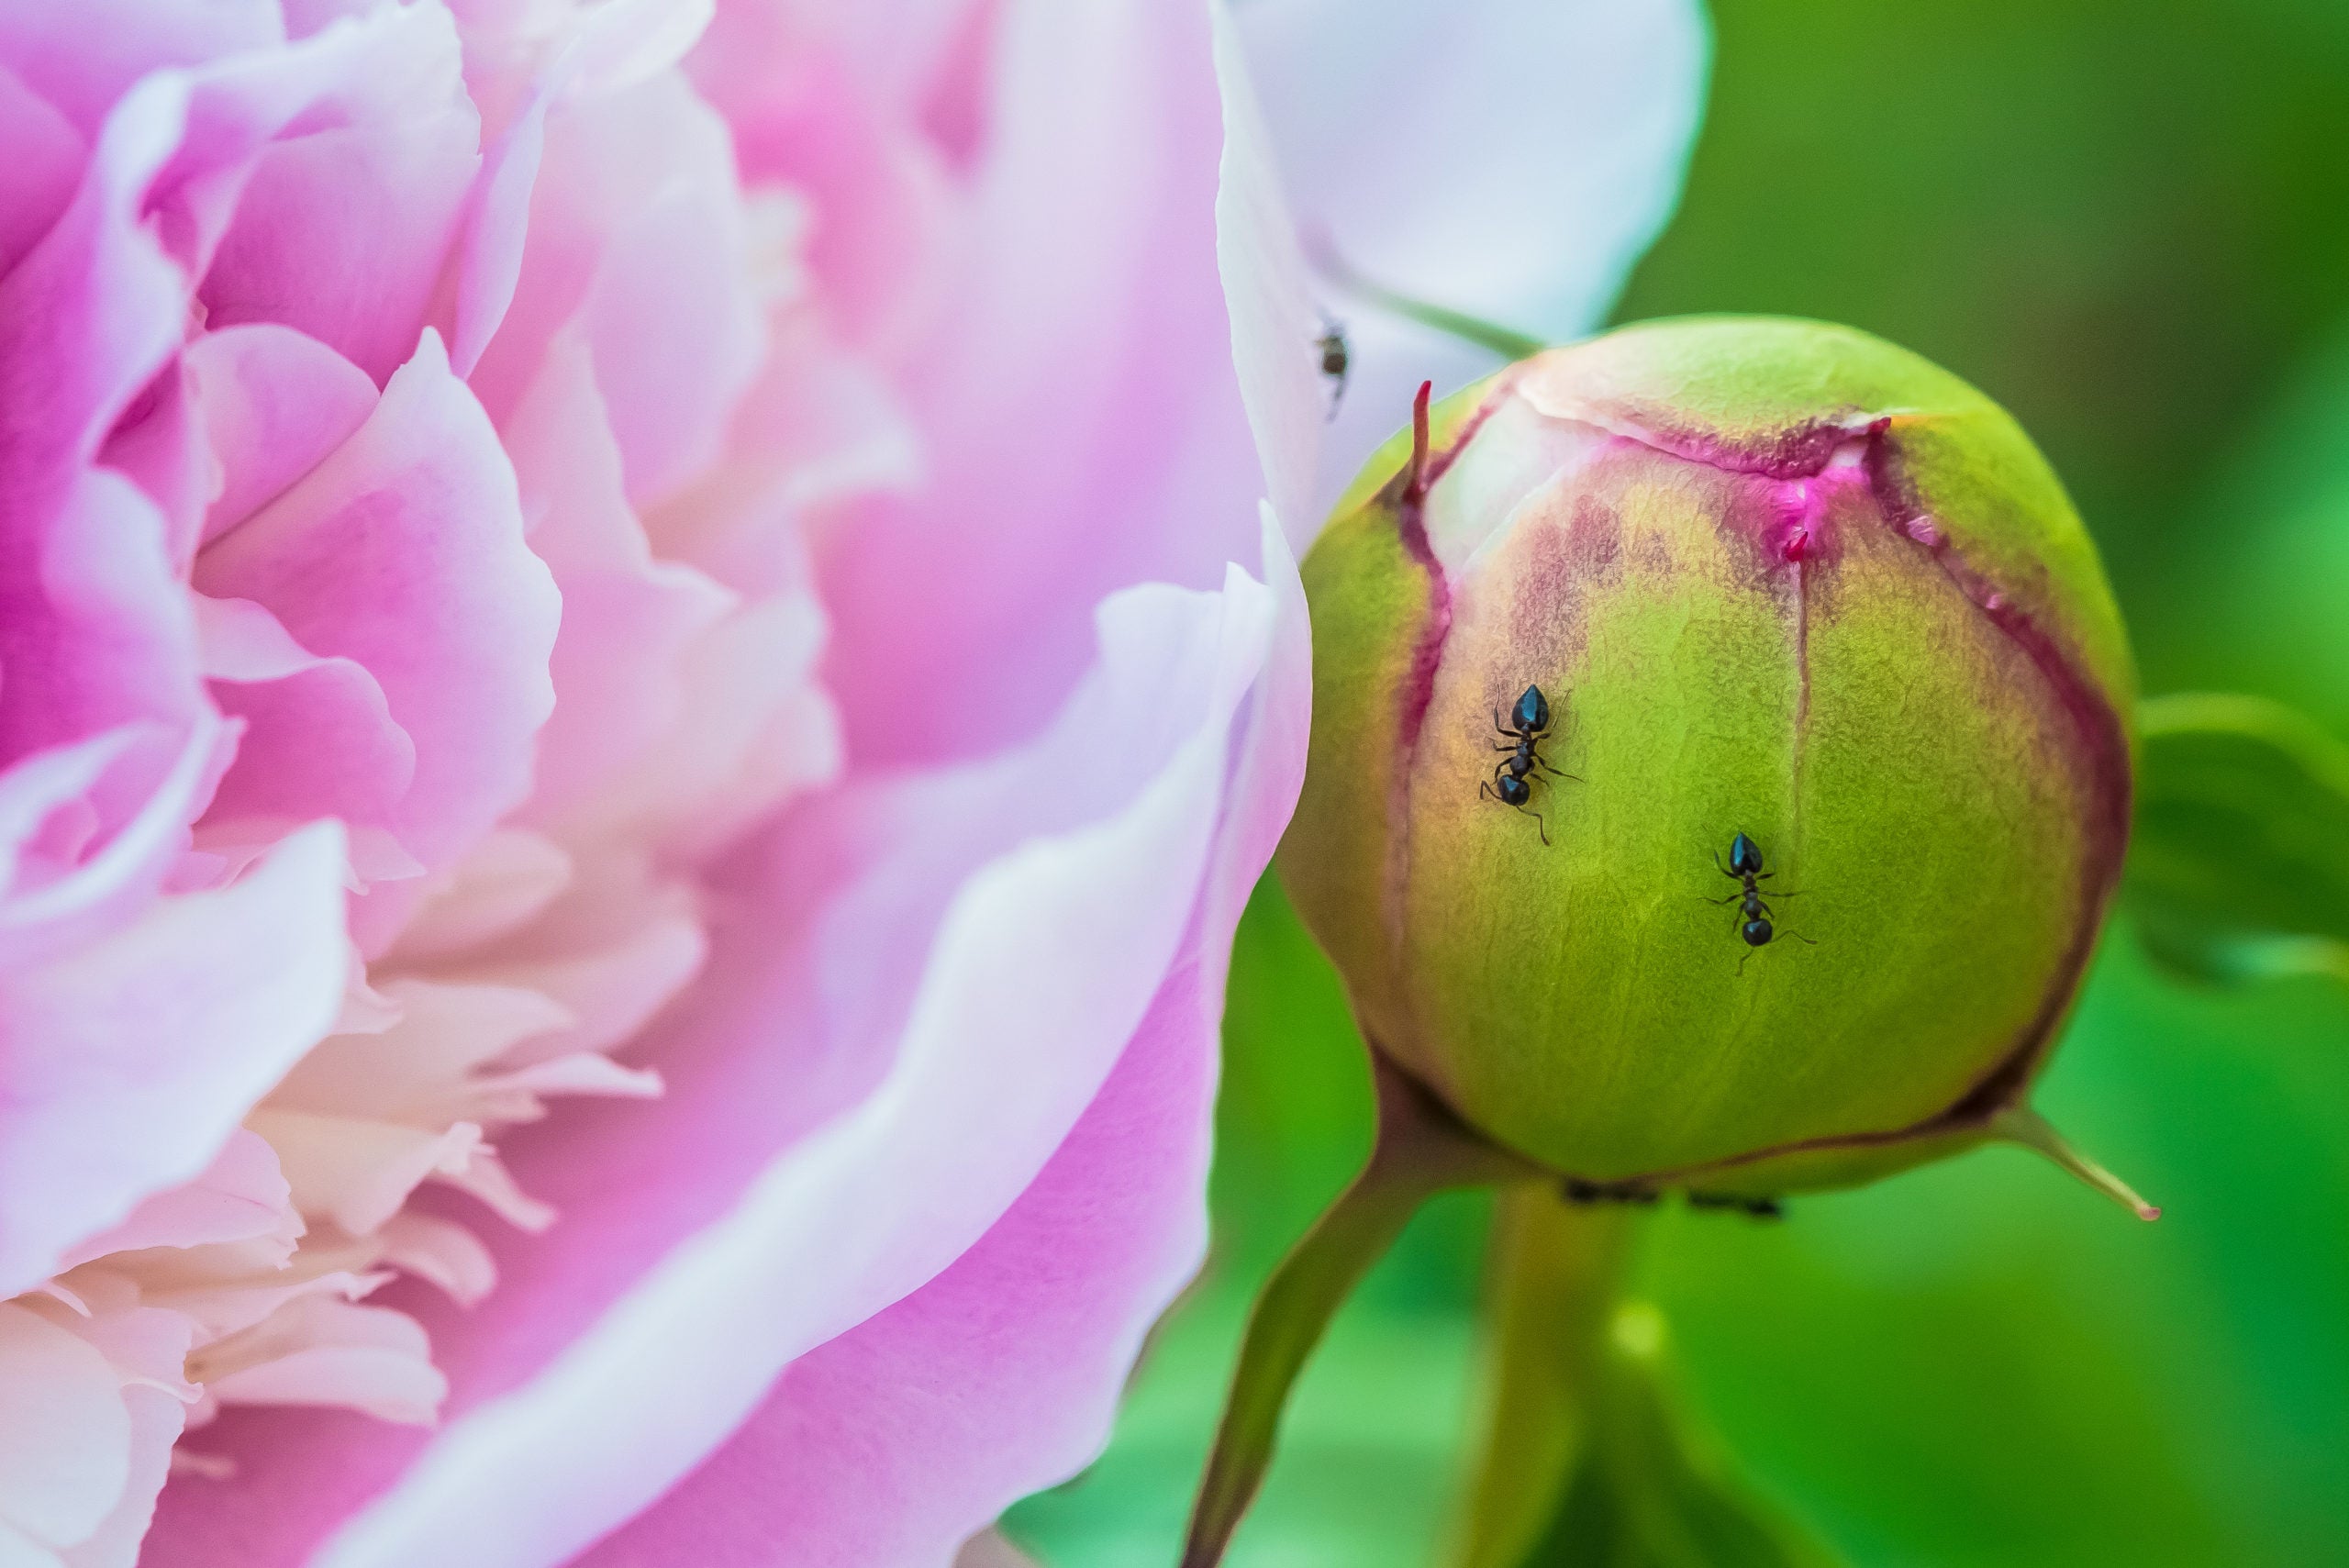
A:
1379,373,1524,948
1867,432,2137,1117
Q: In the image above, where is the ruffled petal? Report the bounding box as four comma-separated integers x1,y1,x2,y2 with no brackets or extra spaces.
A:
143,552,1275,1568
0,1305,130,1556
58,1129,290,1272
197,7,479,386
0,823,348,1294
192,331,558,876
184,324,379,545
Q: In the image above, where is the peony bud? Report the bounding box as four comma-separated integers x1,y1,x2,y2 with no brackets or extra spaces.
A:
1279,317,2151,1207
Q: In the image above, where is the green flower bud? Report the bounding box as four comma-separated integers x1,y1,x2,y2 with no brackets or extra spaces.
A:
1279,317,2149,1206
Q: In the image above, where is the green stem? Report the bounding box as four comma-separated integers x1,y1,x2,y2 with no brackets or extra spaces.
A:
1443,1187,1642,1568
1179,1058,1538,1568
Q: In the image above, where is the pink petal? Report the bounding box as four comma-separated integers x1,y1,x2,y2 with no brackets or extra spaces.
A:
0,822,349,1295
147,556,1280,1568
0,716,231,967
497,334,738,826
198,16,480,386
0,8,468,796
95,358,213,564
0,729,138,899
0,1,282,135
184,324,380,545
266,979,573,1119
581,953,1220,1567
243,1112,481,1240
201,1297,445,1427
192,330,559,875
376,829,571,969
60,1306,196,1568
443,81,545,381
58,1129,290,1271
819,0,1269,766
195,594,418,882
689,6,962,350
0,78,204,765
590,329,1312,1568
0,60,85,281
375,1215,496,1308
0,1304,132,1553
466,72,762,506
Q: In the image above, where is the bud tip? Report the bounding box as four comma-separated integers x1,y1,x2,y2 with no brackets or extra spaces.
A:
1992,1106,2161,1221
1404,379,1433,503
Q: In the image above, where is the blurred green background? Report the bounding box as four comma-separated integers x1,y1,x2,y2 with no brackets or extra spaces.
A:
1010,2,2349,1562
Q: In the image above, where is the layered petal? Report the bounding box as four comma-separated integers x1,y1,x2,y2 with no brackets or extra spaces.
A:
194,331,558,878
141,562,1280,1567
0,823,346,1297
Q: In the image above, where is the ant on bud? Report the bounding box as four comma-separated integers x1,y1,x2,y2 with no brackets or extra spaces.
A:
1709,831,1817,972
1481,684,1575,844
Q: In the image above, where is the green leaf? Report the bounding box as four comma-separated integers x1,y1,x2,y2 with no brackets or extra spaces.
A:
2126,692,2349,985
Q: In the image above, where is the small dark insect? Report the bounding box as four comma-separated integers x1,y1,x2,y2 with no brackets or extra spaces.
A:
1314,314,1348,417
1709,830,1816,971
1687,1190,1785,1221
1480,684,1576,844
1563,1177,1661,1207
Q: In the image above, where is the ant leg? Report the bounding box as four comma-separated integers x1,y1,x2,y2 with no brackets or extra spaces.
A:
1702,891,1742,906
1788,933,1820,947
1521,805,1552,846
1479,780,1497,804
1713,851,1741,882
1492,707,1510,740
1737,947,1754,977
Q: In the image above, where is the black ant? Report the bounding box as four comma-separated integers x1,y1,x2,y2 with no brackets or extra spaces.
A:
1480,684,1575,844
1314,313,1348,417
1562,1177,1659,1208
1687,1191,1785,1220
1710,830,1814,972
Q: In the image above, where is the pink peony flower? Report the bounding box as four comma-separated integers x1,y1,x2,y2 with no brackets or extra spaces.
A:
0,1,1702,1564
